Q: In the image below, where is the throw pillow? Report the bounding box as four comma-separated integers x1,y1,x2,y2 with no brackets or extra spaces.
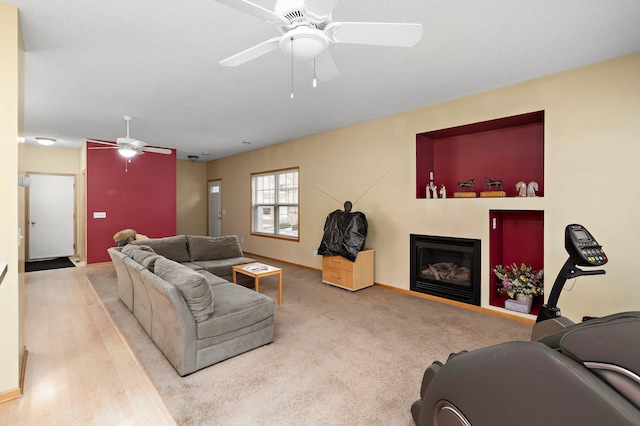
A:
187,235,243,261
154,258,214,322
131,250,163,272
122,244,141,257
134,244,155,252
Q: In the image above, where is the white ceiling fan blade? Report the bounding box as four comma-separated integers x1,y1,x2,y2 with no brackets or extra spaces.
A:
220,37,280,66
325,22,423,47
213,0,286,24
86,138,116,146
313,50,340,81
142,147,172,155
304,0,340,21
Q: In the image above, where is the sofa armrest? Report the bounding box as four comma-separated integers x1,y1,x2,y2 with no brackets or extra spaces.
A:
107,247,134,312
140,269,198,376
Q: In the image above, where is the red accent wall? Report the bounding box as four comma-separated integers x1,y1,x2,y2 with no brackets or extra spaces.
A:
86,142,176,263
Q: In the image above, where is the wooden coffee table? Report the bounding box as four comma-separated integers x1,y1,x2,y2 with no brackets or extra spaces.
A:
232,263,283,305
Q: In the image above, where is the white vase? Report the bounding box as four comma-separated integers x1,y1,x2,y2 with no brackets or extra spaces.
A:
505,294,533,314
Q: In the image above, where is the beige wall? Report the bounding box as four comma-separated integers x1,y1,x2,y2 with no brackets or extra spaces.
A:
24,145,81,174
23,145,83,260
176,160,207,236
208,53,640,321
0,2,23,397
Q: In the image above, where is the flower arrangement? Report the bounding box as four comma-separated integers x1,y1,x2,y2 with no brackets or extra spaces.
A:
493,263,543,298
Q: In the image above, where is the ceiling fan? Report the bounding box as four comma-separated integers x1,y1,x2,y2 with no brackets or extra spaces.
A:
215,0,423,81
86,116,172,158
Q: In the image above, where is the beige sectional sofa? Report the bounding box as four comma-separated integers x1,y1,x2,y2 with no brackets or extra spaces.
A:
107,235,274,376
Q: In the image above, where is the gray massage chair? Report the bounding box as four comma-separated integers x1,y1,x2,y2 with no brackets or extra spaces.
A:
411,225,640,426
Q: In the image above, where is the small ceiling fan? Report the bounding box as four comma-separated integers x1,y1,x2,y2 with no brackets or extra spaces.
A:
86,116,172,158
215,0,423,81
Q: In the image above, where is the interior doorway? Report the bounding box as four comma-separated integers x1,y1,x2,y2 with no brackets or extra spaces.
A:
208,180,222,237
27,173,76,260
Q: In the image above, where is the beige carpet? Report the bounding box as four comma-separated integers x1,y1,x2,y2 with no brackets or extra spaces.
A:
85,258,531,425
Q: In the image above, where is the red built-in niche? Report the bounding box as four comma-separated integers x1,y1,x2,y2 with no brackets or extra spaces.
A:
86,142,176,263
489,210,544,315
416,111,544,198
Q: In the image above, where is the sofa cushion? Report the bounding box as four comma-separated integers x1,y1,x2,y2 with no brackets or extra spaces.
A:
181,262,205,271
124,244,155,254
121,244,136,257
132,235,190,263
197,270,230,287
134,252,164,272
192,256,256,278
187,235,243,262
121,244,155,257
196,283,274,340
154,258,214,322
121,244,163,272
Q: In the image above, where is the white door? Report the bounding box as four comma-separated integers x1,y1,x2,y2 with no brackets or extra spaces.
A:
28,174,75,260
208,180,222,237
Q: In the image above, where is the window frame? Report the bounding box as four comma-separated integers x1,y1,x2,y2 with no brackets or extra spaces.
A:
250,167,299,241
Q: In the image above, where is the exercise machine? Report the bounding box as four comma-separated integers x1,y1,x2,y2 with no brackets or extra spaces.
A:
411,224,640,426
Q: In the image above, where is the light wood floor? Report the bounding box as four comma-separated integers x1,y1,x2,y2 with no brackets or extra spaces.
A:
0,266,175,425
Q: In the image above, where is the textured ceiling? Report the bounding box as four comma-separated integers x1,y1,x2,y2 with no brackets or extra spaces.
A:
6,0,640,160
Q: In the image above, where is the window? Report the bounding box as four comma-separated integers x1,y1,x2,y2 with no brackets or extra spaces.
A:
252,168,299,239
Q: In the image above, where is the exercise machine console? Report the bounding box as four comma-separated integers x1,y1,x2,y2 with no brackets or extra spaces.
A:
565,223,607,267
532,224,607,338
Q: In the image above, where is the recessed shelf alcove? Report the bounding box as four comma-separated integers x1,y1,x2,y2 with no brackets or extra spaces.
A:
416,111,544,198
489,210,544,316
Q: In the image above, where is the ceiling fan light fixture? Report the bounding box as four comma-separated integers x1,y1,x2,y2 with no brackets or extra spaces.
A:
279,27,328,61
118,147,137,158
35,137,56,146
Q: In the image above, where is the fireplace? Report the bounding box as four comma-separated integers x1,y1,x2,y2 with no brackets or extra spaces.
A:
410,234,481,306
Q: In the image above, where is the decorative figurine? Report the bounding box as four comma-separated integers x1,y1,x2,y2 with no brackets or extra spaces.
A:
484,177,504,191
456,178,475,191
439,184,446,199
527,181,538,197
516,181,527,197
427,182,438,199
